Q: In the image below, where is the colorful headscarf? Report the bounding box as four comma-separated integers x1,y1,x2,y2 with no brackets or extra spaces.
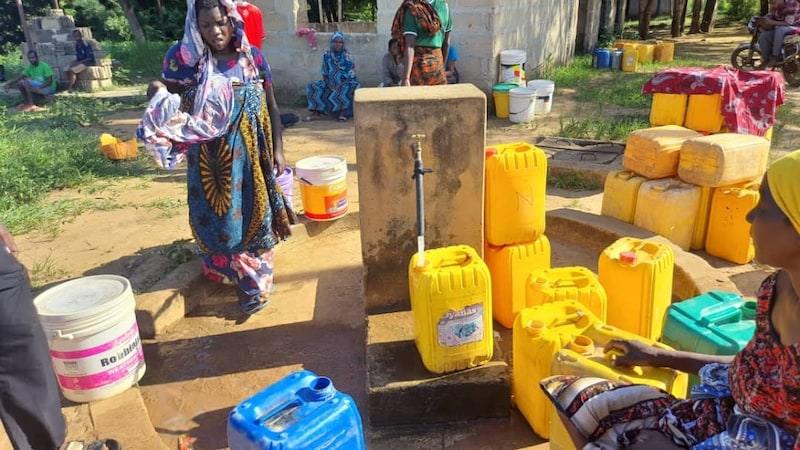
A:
322,31,356,82
180,0,259,114
767,150,800,235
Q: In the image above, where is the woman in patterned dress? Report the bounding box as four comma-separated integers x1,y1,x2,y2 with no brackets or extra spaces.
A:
304,32,360,122
138,0,295,315
541,150,800,449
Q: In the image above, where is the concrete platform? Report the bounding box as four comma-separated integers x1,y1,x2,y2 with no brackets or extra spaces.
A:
366,310,510,427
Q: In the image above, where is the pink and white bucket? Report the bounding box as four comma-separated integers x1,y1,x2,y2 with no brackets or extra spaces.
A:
33,275,146,403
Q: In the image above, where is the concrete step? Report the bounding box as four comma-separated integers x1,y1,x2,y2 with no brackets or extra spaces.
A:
366,310,510,427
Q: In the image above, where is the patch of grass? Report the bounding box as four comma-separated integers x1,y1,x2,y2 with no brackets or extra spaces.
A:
548,172,602,191
4,198,130,237
0,96,155,233
27,253,68,288
558,113,650,141
145,197,185,218
102,41,173,85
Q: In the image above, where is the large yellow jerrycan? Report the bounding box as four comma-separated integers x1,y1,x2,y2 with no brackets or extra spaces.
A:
409,245,494,374
485,236,551,329
484,143,547,246
526,266,607,322
598,237,674,340
512,301,599,439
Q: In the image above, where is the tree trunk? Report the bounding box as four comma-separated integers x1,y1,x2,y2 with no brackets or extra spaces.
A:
116,0,146,43
680,0,689,34
615,0,627,35
700,0,718,33
690,0,703,33
15,0,32,46
638,0,657,40
761,0,769,15
671,0,687,37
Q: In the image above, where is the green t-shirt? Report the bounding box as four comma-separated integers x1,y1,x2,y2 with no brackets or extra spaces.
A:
22,62,56,90
403,0,453,49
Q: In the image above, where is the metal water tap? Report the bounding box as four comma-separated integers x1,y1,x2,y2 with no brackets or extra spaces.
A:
410,134,433,267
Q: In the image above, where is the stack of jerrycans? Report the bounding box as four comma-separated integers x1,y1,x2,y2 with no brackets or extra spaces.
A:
483,142,550,329
678,133,769,263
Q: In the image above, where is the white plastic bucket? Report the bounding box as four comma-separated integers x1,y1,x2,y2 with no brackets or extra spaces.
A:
500,49,527,86
295,155,348,221
33,275,146,403
527,79,555,115
508,87,537,123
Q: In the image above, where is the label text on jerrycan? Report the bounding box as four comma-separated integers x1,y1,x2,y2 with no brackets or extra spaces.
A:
437,303,484,346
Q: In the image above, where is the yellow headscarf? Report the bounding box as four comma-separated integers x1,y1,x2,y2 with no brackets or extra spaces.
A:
767,150,800,235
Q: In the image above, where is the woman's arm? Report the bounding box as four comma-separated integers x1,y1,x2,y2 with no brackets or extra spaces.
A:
263,81,285,173
401,35,416,86
606,339,735,375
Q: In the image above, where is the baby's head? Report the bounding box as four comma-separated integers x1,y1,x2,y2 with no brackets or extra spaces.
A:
146,80,167,100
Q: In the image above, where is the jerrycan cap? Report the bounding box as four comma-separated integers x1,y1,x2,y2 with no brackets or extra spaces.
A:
485,148,498,158
567,335,595,355
525,320,546,337
619,251,637,264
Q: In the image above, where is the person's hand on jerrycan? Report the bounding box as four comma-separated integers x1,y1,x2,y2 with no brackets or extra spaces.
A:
604,339,658,367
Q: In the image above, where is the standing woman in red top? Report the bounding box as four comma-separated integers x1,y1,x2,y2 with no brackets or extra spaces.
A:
236,0,265,51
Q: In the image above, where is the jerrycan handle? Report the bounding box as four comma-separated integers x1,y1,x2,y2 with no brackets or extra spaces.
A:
605,349,645,377
698,300,743,326
437,250,472,268
741,300,757,320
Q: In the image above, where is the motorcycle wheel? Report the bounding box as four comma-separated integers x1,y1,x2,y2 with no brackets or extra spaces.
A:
783,58,800,87
731,46,766,71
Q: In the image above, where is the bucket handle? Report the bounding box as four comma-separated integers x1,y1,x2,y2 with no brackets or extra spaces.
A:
48,330,75,350
509,97,536,116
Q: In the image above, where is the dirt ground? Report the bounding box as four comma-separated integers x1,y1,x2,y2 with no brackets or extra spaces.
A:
1,25,793,450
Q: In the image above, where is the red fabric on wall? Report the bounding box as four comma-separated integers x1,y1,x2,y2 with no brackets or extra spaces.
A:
642,66,785,137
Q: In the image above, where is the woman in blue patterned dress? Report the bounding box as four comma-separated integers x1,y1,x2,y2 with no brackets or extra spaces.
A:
138,0,295,315
304,32,361,122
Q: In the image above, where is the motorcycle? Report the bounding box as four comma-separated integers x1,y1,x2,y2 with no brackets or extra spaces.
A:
731,16,800,87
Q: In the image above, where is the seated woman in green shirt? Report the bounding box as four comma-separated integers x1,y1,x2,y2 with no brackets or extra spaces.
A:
2,51,56,112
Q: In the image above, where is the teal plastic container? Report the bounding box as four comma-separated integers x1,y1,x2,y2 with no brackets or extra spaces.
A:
662,290,756,356
662,291,756,395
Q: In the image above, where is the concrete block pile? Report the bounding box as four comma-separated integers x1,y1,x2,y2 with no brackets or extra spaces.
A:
22,9,112,91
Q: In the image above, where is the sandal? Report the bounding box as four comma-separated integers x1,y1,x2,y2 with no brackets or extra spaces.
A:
237,291,269,315
87,439,122,450
63,439,122,450
338,115,348,122
303,113,322,122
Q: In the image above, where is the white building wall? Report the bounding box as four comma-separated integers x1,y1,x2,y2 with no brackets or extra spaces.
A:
254,0,578,105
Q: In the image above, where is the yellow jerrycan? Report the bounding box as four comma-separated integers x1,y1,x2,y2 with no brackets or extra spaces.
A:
485,236,551,329
512,301,599,439
409,245,494,374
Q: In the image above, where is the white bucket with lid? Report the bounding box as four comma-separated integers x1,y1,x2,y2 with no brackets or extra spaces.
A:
500,49,527,86
295,155,348,221
527,79,555,115
34,275,146,403
508,87,537,123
